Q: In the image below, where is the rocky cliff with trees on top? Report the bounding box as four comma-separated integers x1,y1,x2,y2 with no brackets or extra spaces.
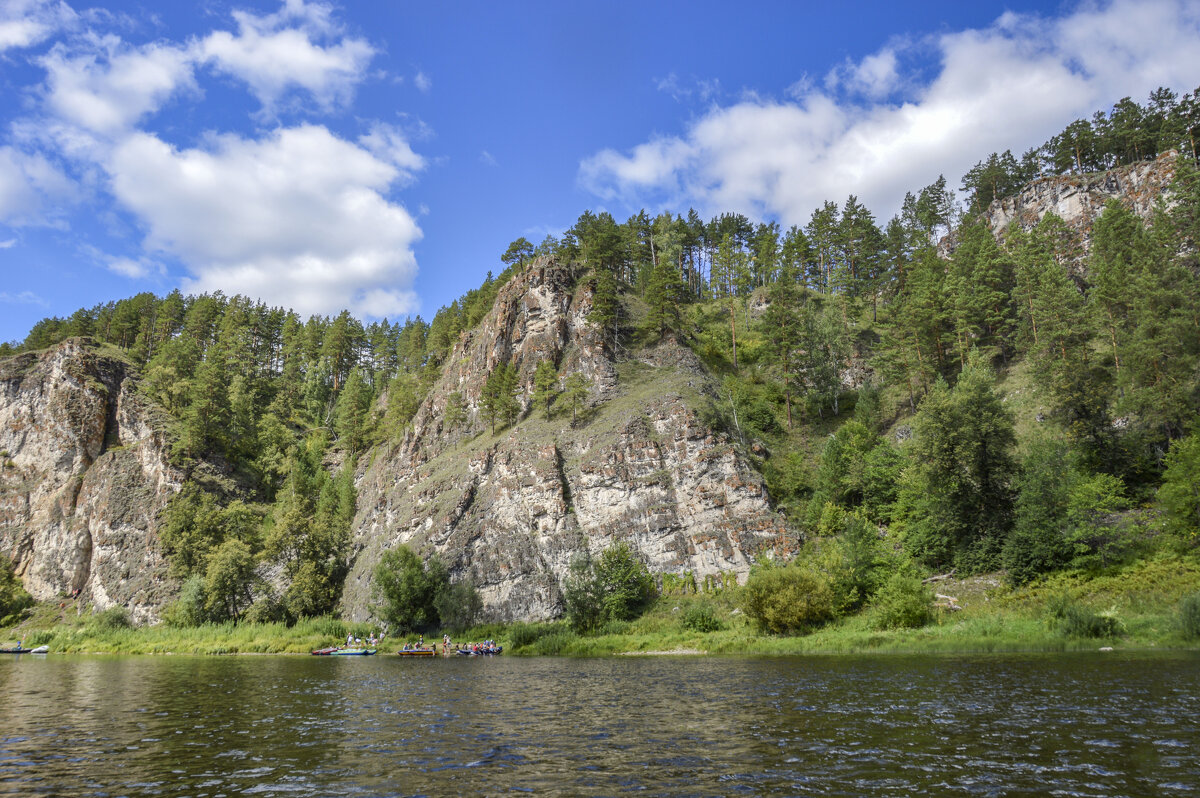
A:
0,339,180,622
1,86,1198,631
340,257,788,622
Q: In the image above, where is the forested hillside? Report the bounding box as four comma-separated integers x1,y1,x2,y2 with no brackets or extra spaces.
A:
4,88,1199,629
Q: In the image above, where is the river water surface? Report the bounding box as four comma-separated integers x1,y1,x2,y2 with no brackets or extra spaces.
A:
0,652,1197,796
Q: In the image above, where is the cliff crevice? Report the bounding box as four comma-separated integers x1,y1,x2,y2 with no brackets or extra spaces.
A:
0,339,181,622
340,259,789,622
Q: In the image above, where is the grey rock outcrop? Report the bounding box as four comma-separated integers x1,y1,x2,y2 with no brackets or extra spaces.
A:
341,260,791,622
0,339,180,622
943,151,1179,266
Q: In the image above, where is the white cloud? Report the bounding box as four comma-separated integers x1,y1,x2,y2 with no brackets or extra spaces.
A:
106,124,422,318
413,70,431,93
0,0,75,53
580,137,695,204
580,0,1200,226
825,48,901,100
198,0,374,112
0,238,16,248
104,254,162,278
656,73,721,104
39,36,195,133
479,149,497,167
0,290,49,306
358,122,425,182
0,145,74,225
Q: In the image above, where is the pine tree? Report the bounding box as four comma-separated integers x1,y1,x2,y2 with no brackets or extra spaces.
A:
558,372,591,426
443,391,467,432
711,232,748,369
334,367,375,454
588,266,620,348
382,373,420,440
481,363,520,434
946,218,1015,365
532,360,558,419
896,352,1017,572
642,254,686,338
761,261,805,428
1088,200,1147,378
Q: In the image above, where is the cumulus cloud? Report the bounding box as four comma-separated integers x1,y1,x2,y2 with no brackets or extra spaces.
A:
825,48,901,100
106,125,422,318
0,145,75,225
413,70,431,93
7,2,419,319
0,0,75,52
581,0,1200,226
655,73,721,104
39,36,195,134
358,122,425,182
0,290,49,306
198,0,373,112
104,254,162,278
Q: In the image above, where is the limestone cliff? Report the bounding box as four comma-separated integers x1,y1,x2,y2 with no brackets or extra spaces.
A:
0,339,180,622
948,151,1180,264
341,259,791,622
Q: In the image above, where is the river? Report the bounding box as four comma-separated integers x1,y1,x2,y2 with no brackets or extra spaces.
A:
0,652,1196,795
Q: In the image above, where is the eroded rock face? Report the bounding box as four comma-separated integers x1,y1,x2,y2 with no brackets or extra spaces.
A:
0,339,180,622
341,260,791,622
955,152,1179,265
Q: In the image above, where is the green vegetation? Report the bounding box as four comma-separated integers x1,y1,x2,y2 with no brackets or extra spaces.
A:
0,558,33,626
1181,593,1200,640
961,86,1199,212
1,553,1196,655
563,543,657,633
373,544,480,633
2,88,1199,643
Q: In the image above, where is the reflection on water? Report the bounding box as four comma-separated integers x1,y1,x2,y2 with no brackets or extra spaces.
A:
0,652,1197,795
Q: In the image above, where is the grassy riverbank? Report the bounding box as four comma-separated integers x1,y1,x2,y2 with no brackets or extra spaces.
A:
3,556,1198,656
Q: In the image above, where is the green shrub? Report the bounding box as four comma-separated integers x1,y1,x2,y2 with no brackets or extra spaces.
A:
24,629,54,646
870,572,932,630
373,545,448,632
507,622,545,649
1047,594,1122,638
0,558,33,624
89,606,132,631
1180,594,1200,640
600,619,631,635
309,615,349,638
681,603,723,633
163,575,209,627
564,543,656,634
531,630,576,655
434,581,482,633
740,563,835,634
243,597,285,624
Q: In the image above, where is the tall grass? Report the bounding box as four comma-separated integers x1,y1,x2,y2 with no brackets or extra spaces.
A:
2,611,381,655
4,556,1197,657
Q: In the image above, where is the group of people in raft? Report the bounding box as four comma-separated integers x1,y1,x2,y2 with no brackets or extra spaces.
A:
330,631,501,655
398,634,502,655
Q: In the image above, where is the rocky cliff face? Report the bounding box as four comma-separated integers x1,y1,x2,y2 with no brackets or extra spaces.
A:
341,259,791,622
976,151,1178,257
0,340,180,622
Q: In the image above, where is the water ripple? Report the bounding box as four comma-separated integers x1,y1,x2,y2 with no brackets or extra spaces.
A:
0,652,1196,795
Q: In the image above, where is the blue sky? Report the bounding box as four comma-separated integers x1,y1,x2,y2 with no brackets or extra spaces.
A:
2,0,1200,344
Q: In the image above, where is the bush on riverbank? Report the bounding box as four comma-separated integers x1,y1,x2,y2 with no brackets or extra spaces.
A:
2,554,1197,657
1180,593,1200,640
0,558,33,626
869,572,933,630
1046,594,1123,638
